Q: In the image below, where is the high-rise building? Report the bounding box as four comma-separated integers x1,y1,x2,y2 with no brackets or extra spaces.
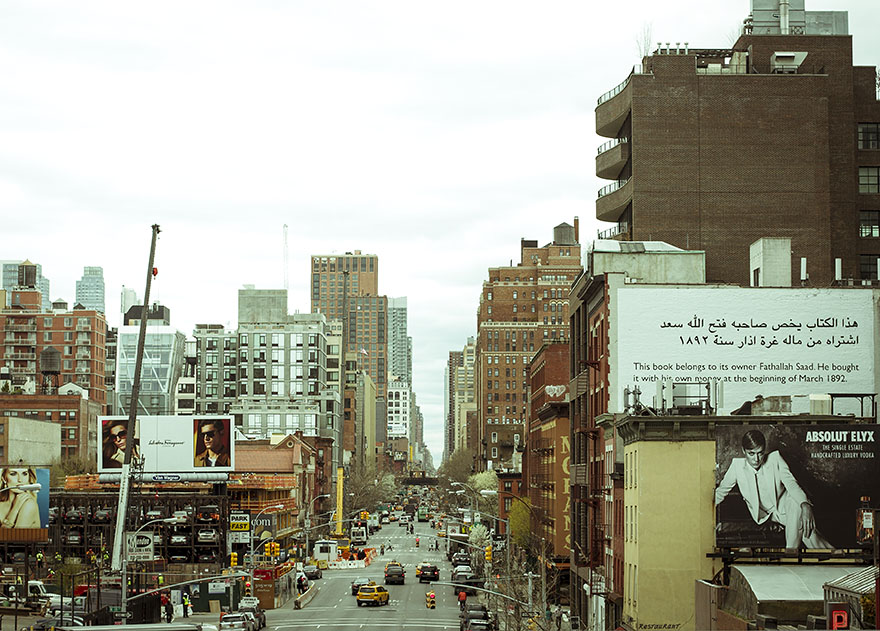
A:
229,288,341,456
120,286,139,316
476,221,582,471
594,0,879,286
453,337,476,454
310,252,388,398
115,321,186,416
75,266,105,313
386,380,410,439
443,350,463,464
387,297,411,383
1,260,51,311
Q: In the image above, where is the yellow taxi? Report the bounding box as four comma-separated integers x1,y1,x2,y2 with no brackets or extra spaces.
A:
437,530,447,538
415,562,431,576
389,514,398,522
385,560,403,571
356,584,390,606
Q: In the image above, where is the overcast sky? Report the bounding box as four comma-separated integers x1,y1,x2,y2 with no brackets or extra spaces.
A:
2,1,878,465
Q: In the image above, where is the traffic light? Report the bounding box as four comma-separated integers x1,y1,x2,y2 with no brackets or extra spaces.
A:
244,581,252,596
230,552,238,566
484,545,492,562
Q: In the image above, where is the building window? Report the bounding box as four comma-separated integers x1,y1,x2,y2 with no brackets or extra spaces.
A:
859,255,878,280
860,211,880,237
859,123,880,149
491,432,498,442
859,167,880,193
64,317,72,327
491,447,498,459
503,497,512,512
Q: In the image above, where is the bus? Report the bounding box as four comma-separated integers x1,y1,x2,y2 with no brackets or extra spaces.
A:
417,505,429,522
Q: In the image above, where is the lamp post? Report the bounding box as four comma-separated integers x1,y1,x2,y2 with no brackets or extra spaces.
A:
121,517,183,624
451,481,481,522
482,489,547,624
304,495,330,563
249,504,284,586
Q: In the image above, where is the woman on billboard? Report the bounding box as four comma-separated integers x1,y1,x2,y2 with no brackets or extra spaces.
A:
102,419,141,468
0,466,40,528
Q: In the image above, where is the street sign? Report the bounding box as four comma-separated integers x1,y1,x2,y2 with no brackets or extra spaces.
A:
126,532,155,562
230,512,250,544
151,473,181,482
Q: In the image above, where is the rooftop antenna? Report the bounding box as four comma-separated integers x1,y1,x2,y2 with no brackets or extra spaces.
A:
283,224,289,291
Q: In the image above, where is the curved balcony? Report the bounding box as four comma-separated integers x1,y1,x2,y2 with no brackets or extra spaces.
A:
596,65,646,138
596,137,629,180
596,178,632,223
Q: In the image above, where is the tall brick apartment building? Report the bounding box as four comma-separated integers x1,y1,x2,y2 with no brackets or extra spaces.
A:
1,287,107,409
595,0,880,286
475,222,582,471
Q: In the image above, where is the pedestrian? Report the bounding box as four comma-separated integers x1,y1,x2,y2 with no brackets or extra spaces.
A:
36,551,44,568
554,605,562,630
457,589,467,611
182,593,190,618
164,599,173,623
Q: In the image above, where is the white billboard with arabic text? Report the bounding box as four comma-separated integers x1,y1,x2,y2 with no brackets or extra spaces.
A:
612,287,876,415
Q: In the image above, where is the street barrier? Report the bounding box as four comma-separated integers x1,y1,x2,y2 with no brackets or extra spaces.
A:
293,584,316,610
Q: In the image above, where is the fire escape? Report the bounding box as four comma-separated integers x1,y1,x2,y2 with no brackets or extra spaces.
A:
530,436,555,544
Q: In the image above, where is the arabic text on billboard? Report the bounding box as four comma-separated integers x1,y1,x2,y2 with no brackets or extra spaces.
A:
614,288,875,415
715,424,877,549
98,416,234,473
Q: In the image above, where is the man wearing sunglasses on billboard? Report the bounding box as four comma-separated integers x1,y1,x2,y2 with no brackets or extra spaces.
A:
194,419,230,467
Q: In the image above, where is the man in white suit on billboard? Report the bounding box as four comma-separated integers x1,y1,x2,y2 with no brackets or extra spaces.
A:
715,429,832,550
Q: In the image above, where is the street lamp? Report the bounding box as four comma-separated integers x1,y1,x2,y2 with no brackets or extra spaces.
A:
121,517,184,624
249,504,284,586
304,494,330,563
482,489,547,620
451,481,481,520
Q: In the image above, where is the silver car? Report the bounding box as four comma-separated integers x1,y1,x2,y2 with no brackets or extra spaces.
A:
219,613,255,631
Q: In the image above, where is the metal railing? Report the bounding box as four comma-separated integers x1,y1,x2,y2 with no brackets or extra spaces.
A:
597,178,630,199
597,137,628,155
597,65,645,105
597,222,629,240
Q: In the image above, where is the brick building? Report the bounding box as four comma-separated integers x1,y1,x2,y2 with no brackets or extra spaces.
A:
476,221,582,471
525,341,572,601
1,286,107,410
595,3,880,286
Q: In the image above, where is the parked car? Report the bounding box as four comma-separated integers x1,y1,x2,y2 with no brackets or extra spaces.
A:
197,505,221,523
452,572,482,595
63,507,84,524
170,553,191,563
47,596,88,617
24,615,86,630
65,530,83,546
91,508,112,523
197,529,219,543
144,507,168,521
198,552,219,564
170,534,189,546
452,552,470,566
384,565,405,585
172,510,190,522
48,507,58,524
302,565,322,580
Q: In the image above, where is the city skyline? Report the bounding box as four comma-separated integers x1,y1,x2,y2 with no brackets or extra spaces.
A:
2,0,878,462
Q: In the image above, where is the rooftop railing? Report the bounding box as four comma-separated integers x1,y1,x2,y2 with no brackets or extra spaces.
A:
597,65,646,106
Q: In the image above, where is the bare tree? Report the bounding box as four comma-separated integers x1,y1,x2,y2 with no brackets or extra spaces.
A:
636,22,653,60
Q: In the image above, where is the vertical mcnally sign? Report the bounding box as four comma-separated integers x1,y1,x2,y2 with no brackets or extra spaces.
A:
98,416,235,473
715,424,878,549
613,287,875,416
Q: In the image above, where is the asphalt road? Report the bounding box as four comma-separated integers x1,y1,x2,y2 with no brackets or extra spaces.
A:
269,517,464,631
